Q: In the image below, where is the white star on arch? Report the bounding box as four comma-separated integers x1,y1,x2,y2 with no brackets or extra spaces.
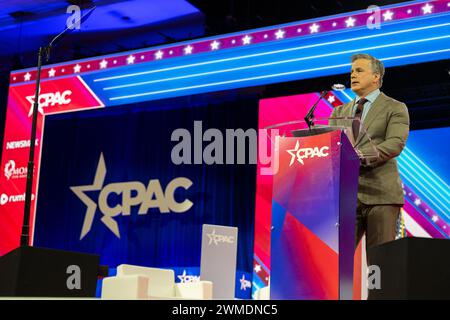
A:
99,59,108,69
127,55,136,64
242,35,252,45
48,68,56,77
275,29,285,39
154,50,164,59
309,23,320,33
24,72,31,81
383,10,394,21
345,17,356,27
421,3,433,14
210,40,220,50
184,45,193,54
327,95,335,103
73,64,81,73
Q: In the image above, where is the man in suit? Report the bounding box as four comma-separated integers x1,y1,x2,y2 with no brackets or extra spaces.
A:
330,53,410,251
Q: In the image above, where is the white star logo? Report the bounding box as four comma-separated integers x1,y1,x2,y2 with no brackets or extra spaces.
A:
239,275,251,291
287,140,302,166
73,64,81,73
275,29,285,39
99,59,108,69
383,10,394,21
210,40,220,50
327,95,335,103
127,55,136,64
48,68,56,77
177,270,200,283
242,35,252,45
309,23,320,33
421,3,433,14
254,264,261,273
345,17,356,27
183,45,193,55
154,50,164,59
24,72,31,81
70,153,120,239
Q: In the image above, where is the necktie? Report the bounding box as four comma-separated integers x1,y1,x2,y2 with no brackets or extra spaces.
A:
352,98,367,140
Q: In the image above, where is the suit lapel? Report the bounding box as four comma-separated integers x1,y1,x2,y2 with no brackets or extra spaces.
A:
354,92,387,146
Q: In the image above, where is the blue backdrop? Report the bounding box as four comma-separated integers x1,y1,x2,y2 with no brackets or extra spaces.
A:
34,92,258,298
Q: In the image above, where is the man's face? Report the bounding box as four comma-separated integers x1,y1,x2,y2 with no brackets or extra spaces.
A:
350,59,380,97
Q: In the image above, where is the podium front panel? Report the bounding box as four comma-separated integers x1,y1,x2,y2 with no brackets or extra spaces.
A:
270,130,358,299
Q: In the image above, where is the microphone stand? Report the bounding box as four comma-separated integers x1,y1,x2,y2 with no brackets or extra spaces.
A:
21,6,96,247
304,90,328,130
0,6,106,298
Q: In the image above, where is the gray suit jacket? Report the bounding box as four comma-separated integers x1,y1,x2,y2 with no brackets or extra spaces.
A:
330,92,410,205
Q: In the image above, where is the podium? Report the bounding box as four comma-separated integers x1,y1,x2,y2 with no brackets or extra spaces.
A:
269,122,368,300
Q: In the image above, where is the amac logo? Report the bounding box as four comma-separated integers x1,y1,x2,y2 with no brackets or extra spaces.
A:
71,153,193,239
286,141,329,166
26,90,72,117
206,229,235,246
4,160,27,180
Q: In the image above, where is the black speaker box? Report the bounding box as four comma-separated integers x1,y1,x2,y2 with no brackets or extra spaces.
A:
368,237,450,300
0,246,100,297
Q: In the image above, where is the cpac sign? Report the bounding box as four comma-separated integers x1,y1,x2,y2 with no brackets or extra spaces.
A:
71,153,193,239
26,90,72,117
286,141,329,166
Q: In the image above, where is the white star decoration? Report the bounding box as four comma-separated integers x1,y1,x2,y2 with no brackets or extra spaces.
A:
309,23,320,33
99,59,108,69
155,50,164,59
73,64,81,73
239,275,251,291
210,40,220,50
414,198,421,206
327,95,335,103
242,35,252,45
383,10,394,21
275,29,285,39
422,3,433,14
184,45,193,54
432,215,439,222
345,17,356,27
24,72,31,81
254,264,261,273
48,68,56,77
177,270,200,283
127,55,136,64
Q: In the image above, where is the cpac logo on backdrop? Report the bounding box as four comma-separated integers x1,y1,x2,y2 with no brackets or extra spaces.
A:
71,153,193,240
4,160,27,180
286,141,329,166
26,90,72,117
206,229,235,246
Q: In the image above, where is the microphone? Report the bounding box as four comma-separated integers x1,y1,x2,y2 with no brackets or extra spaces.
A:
304,84,346,130
304,90,328,130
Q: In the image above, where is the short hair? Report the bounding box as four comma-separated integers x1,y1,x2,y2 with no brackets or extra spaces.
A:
351,53,385,87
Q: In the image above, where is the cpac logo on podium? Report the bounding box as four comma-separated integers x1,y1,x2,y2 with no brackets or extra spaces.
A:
286,141,329,166
71,153,193,240
26,90,72,117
